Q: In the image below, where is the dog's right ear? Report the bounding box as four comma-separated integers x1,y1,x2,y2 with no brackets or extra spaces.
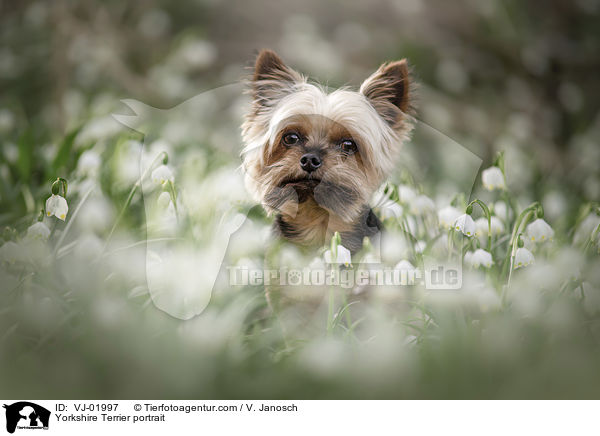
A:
250,49,304,109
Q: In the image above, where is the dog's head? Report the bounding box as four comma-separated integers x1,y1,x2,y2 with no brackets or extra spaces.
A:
242,49,414,222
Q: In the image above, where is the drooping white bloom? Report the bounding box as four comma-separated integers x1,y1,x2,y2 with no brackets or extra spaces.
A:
157,191,172,209
465,249,493,268
454,214,476,236
489,216,505,235
414,240,427,253
394,260,417,285
151,164,174,186
482,166,506,191
0,241,23,263
26,222,51,241
514,247,535,269
0,108,15,133
438,205,462,229
475,216,505,237
403,216,418,237
474,218,487,237
324,244,352,267
409,194,436,215
45,194,69,221
77,149,102,177
397,185,417,204
464,251,473,265
394,260,416,272
526,218,554,242
493,201,512,222
379,201,403,220
574,213,600,245
309,256,326,271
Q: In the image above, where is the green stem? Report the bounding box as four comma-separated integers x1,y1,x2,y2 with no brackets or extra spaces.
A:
502,202,540,284
467,199,492,250
102,151,167,252
53,186,93,256
583,223,600,255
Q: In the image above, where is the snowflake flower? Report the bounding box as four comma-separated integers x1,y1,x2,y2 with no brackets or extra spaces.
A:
482,166,505,191
379,201,403,220
438,205,462,230
526,218,554,242
157,191,172,209
394,260,416,272
465,249,493,268
475,216,505,236
409,195,436,216
397,185,417,204
454,214,476,236
151,165,175,186
324,244,352,267
45,194,69,221
514,247,535,269
26,222,51,241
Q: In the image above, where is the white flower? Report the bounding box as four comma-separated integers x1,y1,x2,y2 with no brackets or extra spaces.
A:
493,201,512,222
482,166,505,191
397,185,416,204
151,165,174,186
0,241,22,263
526,218,554,242
26,222,51,241
0,108,15,133
514,247,535,269
464,251,473,265
409,194,436,215
77,150,102,177
157,191,172,209
465,249,493,268
574,213,600,245
394,260,417,284
324,245,352,267
454,214,476,236
45,194,69,221
394,260,416,271
414,240,427,253
438,206,462,229
475,216,505,237
379,201,403,220
309,257,326,270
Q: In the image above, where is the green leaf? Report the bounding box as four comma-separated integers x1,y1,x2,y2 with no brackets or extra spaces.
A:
52,126,81,173
16,129,33,182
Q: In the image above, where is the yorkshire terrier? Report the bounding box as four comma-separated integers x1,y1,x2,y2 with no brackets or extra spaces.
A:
242,49,414,254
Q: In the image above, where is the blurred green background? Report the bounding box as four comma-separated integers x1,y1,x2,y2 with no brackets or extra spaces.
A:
1,0,599,399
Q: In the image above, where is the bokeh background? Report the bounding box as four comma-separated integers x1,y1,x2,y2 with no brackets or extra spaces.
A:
1,0,599,399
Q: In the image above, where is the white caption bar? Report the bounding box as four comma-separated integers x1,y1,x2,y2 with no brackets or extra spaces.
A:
1,400,598,435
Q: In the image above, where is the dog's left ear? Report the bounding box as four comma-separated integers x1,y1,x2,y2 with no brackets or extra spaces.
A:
360,60,411,127
250,49,304,109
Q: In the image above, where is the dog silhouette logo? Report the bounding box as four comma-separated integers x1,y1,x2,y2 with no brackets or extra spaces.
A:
3,402,50,434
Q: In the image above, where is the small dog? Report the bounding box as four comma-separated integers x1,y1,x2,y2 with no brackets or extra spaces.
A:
242,49,414,254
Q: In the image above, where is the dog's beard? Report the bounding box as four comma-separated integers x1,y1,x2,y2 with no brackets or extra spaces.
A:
263,175,364,222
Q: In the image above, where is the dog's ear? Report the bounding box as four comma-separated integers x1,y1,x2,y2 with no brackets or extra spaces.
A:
250,49,304,108
360,60,411,127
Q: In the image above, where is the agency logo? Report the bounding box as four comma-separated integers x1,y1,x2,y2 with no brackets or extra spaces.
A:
3,402,50,434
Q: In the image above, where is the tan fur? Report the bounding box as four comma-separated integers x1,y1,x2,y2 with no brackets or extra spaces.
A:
242,49,414,251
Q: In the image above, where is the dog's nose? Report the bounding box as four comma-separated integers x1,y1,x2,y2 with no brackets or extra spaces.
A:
300,153,322,173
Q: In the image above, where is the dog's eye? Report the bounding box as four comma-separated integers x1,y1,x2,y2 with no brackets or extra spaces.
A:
338,139,357,154
282,132,301,146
